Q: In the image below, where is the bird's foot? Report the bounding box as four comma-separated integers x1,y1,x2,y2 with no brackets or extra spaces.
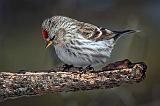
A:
77,67,85,72
62,64,74,71
84,65,94,72
76,65,94,74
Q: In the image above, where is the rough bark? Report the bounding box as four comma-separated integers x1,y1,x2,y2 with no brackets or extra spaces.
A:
0,59,147,102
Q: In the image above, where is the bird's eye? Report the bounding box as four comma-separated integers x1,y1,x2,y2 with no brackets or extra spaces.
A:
42,30,48,39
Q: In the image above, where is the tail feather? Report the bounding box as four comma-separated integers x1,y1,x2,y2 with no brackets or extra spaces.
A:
112,30,140,40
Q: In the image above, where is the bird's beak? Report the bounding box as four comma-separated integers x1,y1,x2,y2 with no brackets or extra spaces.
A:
45,40,53,48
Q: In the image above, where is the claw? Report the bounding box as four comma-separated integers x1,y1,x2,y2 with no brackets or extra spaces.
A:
85,65,94,71
62,64,74,71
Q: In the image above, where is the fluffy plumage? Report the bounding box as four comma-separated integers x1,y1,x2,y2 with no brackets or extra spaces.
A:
41,16,137,67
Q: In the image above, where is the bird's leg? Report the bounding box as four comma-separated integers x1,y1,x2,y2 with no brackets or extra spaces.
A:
84,65,94,72
78,67,84,72
62,64,74,71
74,65,94,73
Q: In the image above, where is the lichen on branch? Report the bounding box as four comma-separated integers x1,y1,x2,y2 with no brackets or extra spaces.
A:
0,59,147,102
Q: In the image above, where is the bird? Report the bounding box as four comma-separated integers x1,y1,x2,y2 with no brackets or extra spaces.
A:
41,16,138,70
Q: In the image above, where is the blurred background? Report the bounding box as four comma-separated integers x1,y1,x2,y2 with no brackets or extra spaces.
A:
0,0,160,106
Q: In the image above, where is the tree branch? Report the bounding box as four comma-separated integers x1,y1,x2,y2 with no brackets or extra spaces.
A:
0,59,147,102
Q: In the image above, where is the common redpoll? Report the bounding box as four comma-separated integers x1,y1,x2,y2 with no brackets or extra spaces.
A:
41,16,138,68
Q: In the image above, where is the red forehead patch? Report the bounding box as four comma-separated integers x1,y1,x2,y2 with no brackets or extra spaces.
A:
42,30,48,39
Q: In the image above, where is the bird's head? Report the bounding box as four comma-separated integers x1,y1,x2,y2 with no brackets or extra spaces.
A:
41,18,56,48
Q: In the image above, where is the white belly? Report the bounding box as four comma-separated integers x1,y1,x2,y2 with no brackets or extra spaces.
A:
54,46,93,66
54,39,114,67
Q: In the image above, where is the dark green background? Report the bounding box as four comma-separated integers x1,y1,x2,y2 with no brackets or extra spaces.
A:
0,0,160,106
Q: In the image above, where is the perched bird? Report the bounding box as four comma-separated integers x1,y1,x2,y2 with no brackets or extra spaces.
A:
41,16,138,68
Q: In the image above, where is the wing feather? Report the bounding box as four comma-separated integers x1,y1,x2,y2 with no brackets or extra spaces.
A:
76,21,115,41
